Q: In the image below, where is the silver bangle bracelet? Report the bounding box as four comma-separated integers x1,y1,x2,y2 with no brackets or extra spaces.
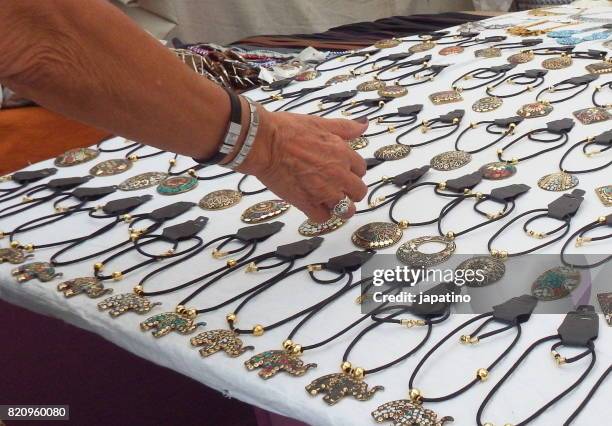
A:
224,98,260,170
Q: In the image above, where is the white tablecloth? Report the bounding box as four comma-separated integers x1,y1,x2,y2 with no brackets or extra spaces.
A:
1,7,611,426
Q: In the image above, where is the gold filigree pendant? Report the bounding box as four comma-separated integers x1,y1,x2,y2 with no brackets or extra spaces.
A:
542,55,573,70
537,172,579,192
306,372,384,405
347,136,369,150
372,399,454,425
472,96,503,113
89,158,132,176
352,222,403,249
191,329,254,357
429,90,463,105
98,293,161,317
595,185,612,207
374,144,411,161
517,102,553,119
298,215,345,236
58,276,112,298
199,189,242,210
430,150,472,171
240,199,290,223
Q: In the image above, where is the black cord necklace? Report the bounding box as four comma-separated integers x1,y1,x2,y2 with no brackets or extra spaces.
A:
306,281,461,406
284,90,358,116
340,96,395,121
364,104,423,138
0,168,57,202
483,68,548,114
350,51,416,77
563,364,611,425
553,130,612,188
530,73,599,117
260,85,328,112
138,237,324,338
560,213,611,269
380,64,449,88
166,154,235,181
372,55,431,82
507,45,574,65
473,38,543,59
315,49,381,72
372,295,538,426
454,116,524,154
592,80,612,109
476,305,599,426
438,35,507,55
50,201,196,267
198,174,268,211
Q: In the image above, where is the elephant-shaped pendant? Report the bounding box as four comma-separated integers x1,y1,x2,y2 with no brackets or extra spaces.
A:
372,399,454,426
244,349,317,379
0,247,33,264
57,277,113,298
140,312,205,338
98,293,161,317
190,329,254,357
11,262,62,283
306,372,384,405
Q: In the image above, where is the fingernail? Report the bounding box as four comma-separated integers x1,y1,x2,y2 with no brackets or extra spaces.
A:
353,116,368,124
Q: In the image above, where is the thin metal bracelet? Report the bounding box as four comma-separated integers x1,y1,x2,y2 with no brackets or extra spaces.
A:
224,98,260,170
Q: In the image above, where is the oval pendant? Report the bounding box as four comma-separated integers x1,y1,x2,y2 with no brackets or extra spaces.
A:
298,215,345,236
375,38,401,49
118,172,168,191
409,41,436,53
347,136,369,150
241,199,291,223
517,102,553,119
377,85,408,98
429,90,463,105
542,56,573,70
374,144,411,161
474,47,501,58
357,80,386,92
531,266,580,301
595,185,612,207
351,222,402,249
396,235,456,268
455,256,506,288
55,147,99,167
507,50,535,64
479,162,517,180
439,46,465,56
89,158,132,176
199,189,242,210
326,74,353,85
156,175,198,195
430,150,472,171
295,70,320,81
537,172,579,192
472,96,503,113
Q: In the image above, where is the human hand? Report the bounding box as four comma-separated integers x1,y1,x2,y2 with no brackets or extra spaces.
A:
238,106,368,223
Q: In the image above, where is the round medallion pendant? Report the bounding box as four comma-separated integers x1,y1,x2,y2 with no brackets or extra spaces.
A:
537,172,579,192
375,38,401,49
542,56,572,70
455,256,506,288
241,199,290,223
118,172,168,191
55,148,99,167
89,158,132,176
351,222,402,249
357,80,386,92
517,102,553,119
479,162,517,180
409,41,436,53
507,51,535,64
157,175,198,195
472,96,503,113
374,144,411,161
377,85,408,98
531,266,581,301
474,47,501,58
199,189,242,210
430,151,472,171
326,74,353,85
439,46,465,56
347,136,369,150
396,235,456,268
298,215,345,236
295,70,321,81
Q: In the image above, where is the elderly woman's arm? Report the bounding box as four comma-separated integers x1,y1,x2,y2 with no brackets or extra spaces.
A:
0,0,367,221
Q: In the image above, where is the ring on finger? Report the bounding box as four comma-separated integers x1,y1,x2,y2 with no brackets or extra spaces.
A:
331,195,351,217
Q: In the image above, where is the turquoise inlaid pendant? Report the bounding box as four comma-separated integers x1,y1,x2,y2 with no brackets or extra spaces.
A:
11,262,62,283
156,175,198,195
245,349,317,379
531,266,581,301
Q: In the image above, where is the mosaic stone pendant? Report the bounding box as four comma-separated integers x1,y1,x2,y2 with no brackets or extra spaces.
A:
357,80,386,92
430,150,472,171
298,215,345,236
374,144,411,161
429,90,463,105
118,172,168,191
531,266,580,301
517,102,553,119
378,85,408,98
306,372,384,405
586,61,612,75
351,222,402,249
542,55,573,70
140,312,205,338
409,41,436,53
347,136,369,150
240,199,290,223
372,400,454,425
479,162,517,180
375,38,401,49
89,158,132,176
396,235,456,268
191,329,254,357
295,70,321,81
57,276,112,298
508,50,535,64
326,74,353,85
98,293,161,317
537,172,579,192
455,256,506,288
11,262,62,283
0,248,33,264
54,147,99,167
572,107,611,125
597,292,612,326
157,175,198,195
595,185,612,207
245,349,317,379
472,96,503,113
199,189,242,210
474,47,501,58
439,46,464,56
